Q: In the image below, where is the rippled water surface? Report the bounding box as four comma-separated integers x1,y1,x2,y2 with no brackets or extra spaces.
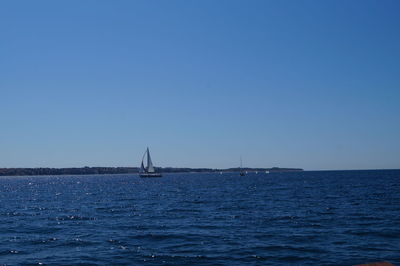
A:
0,170,399,265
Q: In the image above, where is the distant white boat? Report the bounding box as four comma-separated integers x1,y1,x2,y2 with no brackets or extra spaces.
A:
265,170,270,174
139,148,162,178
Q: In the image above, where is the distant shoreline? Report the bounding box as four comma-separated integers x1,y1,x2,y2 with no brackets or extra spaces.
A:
0,167,303,176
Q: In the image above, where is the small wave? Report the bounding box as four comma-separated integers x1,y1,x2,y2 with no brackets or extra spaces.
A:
268,215,299,221
55,239,100,247
166,208,201,213
130,233,192,241
252,245,327,254
27,237,58,245
276,255,317,263
344,229,400,238
0,249,28,255
51,215,96,221
192,225,221,230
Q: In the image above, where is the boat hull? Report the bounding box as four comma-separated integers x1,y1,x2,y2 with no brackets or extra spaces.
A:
139,173,162,178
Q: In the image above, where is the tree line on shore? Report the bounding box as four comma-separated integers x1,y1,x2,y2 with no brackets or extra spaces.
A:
0,166,303,176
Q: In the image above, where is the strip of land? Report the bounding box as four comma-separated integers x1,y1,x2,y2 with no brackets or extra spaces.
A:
0,167,303,176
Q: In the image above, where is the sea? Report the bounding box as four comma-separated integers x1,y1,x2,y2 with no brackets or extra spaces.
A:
0,170,399,265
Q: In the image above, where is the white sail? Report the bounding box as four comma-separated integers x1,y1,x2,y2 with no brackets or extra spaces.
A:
146,148,155,173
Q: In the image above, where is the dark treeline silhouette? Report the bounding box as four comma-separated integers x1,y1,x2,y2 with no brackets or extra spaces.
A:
0,167,303,176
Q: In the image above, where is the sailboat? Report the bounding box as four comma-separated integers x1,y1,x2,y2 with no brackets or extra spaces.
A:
139,148,162,178
239,156,245,176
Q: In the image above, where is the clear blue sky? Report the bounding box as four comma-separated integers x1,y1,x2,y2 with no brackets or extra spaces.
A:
1,0,399,170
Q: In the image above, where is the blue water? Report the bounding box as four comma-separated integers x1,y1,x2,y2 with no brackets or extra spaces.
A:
0,170,399,265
